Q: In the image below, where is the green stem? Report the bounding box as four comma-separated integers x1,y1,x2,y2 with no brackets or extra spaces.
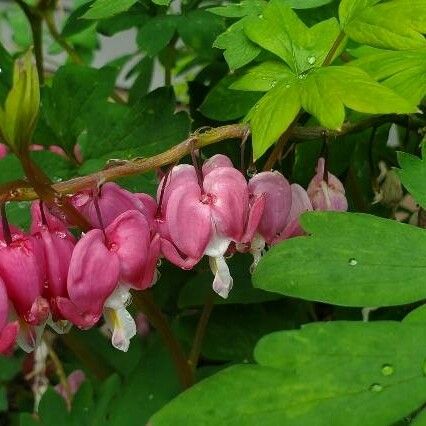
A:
188,292,215,372
14,0,44,84
323,30,345,66
133,291,194,389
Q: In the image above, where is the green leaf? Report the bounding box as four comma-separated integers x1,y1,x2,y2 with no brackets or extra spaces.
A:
353,48,426,105
0,43,13,105
199,75,262,121
137,16,178,57
213,19,261,70
61,2,96,37
208,0,266,18
83,0,138,19
403,304,426,323
281,0,334,8
246,80,301,160
79,87,190,160
412,410,426,426
151,321,426,425
38,388,70,426
0,355,22,381
339,0,426,50
253,212,426,307
35,65,117,153
243,65,417,158
152,0,172,5
178,10,225,60
244,0,340,74
230,61,294,92
398,143,426,209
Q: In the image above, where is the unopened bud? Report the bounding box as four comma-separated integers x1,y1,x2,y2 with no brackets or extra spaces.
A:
0,51,40,153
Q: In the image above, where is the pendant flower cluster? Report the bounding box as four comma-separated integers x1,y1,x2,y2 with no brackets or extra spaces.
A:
0,155,347,354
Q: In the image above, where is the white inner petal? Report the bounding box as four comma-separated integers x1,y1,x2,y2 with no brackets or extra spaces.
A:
209,255,233,299
103,307,136,353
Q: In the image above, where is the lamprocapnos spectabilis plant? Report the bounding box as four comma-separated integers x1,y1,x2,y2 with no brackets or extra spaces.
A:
0,0,425,424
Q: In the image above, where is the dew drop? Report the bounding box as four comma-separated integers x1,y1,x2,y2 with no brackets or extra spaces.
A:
348,258,358,266
157,258,162,267
307,56,316,65
381,364,394,376
56,232,67,239
0,68,2,73
285,84,290,88
270,80,277,88
148,394,154,400
369,383,383,393
258,14,264,19
54,196,63,207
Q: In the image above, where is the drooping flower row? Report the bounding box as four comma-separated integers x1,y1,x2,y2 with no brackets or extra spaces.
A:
0,154,347,354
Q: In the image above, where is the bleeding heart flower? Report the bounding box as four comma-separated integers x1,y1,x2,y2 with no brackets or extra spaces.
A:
239,171,292,268
30,202,76,326
158,156,263,298
55,229,120,329
307,158,348,211
57,209,158,351
0,278,19,355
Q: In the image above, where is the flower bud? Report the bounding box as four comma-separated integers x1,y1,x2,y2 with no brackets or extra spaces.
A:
307,158,348,211
0,51,40,153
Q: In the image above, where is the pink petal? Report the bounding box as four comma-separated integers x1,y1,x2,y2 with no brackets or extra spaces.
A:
106,210,151,285
138,234,161,290
241,193,266,243
248,171,292,244
203,167,248,241
0,321,19,355
0,236,46,322
66,229,120,319
166,184,212,261
202,154,234,176
160,238,200,270
276,183,313,242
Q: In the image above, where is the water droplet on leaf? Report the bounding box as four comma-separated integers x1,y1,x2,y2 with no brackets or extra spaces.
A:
381,364,394,376
369,383,383,393
258,14,264,19
307,56,316,65
348,258,358,266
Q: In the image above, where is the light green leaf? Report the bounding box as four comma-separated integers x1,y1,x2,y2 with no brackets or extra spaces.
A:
199,75,262,121
151,321,426,425
339,0,426,50
244,0,340,73
230,61,294,92
398,143,426,209
83,0,138,19
253,212,426,307
353,49,426,105
244,65,416,158
282,0,334,8
319,66,417,115
246,80,301,160
213,18,261,70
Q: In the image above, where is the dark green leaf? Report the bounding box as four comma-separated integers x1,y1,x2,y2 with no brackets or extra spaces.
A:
83,0,139,19
199,75,262,121
151,321,426,425
253,212,426,307
137,16,178,57
398,142,426,209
